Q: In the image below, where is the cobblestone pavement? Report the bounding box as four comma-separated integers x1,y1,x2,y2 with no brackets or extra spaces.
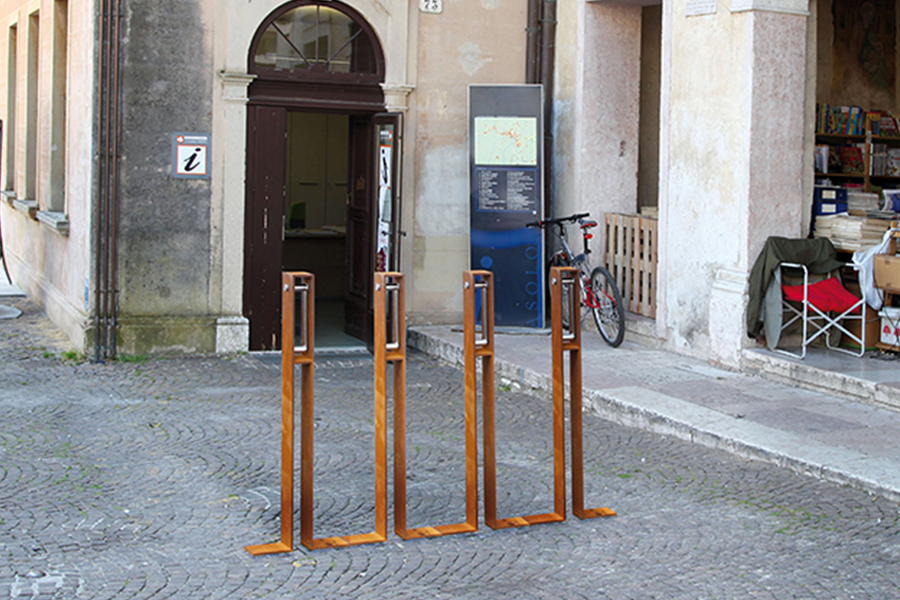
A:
2,296,900,599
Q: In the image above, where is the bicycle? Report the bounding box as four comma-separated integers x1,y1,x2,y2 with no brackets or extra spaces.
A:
526,213,625,347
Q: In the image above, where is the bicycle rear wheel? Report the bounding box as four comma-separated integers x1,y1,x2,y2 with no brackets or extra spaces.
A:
588,266,625,347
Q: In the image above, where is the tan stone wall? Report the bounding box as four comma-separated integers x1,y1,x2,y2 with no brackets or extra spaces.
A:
407,0,528,324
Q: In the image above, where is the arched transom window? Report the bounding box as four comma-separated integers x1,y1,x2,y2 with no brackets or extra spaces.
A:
251,1,382,80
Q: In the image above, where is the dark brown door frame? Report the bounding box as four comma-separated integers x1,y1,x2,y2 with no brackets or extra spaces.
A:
243,0,389,351
244,97,387,350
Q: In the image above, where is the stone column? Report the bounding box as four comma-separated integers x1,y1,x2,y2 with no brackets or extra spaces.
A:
212,72,255,353
661,0,809,366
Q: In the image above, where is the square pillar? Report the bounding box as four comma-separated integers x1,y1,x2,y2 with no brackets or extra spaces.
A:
660,1,809,366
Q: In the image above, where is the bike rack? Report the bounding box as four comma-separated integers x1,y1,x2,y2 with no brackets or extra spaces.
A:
246,269,612,556
393,271,479,538
245,272,315,555
294,273,402,549
550,266,616,520
483,270,566,529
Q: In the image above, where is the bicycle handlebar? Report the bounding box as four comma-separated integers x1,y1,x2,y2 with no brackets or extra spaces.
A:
525,212,591,229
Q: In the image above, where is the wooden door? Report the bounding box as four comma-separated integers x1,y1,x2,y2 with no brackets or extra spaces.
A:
244,105,287,350
344,116,374,341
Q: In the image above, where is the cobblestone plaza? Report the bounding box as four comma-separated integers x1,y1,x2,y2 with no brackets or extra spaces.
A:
2,296,900,599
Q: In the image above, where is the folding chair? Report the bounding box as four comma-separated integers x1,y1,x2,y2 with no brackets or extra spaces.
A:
776,261,867,359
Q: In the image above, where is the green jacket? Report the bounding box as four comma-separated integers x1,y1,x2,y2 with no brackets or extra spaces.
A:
746,236,844,338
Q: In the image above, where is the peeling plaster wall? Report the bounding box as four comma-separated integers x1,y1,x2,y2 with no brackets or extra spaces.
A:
407,0,527,324
666,5,752,357
664,1,808,364
815,0,900,113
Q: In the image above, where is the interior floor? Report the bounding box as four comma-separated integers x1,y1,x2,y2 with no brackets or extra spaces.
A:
315,298,367,352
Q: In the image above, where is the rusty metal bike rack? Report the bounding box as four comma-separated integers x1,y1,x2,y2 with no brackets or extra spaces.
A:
551,266,616,520
482,270,566,529
296,274,401,549
246,269,612,556
245,272,315,555
393,271,479,538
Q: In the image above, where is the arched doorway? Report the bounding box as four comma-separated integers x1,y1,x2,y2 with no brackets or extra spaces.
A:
243,0,400,350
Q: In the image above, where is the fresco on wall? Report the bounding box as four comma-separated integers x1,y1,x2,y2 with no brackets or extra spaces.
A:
831,0,896,104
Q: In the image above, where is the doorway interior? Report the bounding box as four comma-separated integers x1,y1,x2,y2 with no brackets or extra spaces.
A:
282,111,363,350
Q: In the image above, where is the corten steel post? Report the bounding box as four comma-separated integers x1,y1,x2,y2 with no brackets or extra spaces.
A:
245,272,315,555
483,273,565,530
394,272,480,538
296,274,400,549
550,266,616,520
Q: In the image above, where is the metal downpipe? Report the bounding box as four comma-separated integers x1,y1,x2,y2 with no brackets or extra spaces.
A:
94,0,121,362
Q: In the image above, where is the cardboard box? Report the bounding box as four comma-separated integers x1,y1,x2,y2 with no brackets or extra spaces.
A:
874,254,900,293
879,307,900,347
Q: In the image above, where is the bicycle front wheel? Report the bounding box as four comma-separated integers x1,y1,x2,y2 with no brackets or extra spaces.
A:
588,266,625,347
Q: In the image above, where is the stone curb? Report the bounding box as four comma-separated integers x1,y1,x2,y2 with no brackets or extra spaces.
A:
409,328,900,504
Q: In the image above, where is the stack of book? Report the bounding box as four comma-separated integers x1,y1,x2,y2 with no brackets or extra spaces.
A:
813,213,894,252
847,190,882,214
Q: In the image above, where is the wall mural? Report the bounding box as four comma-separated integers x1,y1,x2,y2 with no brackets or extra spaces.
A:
831,0,896,101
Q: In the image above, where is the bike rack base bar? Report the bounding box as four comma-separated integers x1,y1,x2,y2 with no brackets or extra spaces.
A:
482,270,565,530
395,271,479,539
245,272,316,556
297,274,397,550
551,266,616,521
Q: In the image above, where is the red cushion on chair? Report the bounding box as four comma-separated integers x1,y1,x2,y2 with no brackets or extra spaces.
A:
782,277,862,313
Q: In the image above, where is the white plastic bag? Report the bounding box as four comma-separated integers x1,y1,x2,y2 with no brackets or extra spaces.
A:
852,228,900,311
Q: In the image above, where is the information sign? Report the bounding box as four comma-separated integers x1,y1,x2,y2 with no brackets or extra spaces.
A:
172,132,211,179
469,85,544,328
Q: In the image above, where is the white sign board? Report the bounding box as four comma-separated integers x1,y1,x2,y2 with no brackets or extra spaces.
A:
419,0,442,13
172,133,211,179
686,0,717,16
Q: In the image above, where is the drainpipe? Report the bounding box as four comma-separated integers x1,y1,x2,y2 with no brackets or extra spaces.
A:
539,0,556,220
94,0,122,362
526,0,540,84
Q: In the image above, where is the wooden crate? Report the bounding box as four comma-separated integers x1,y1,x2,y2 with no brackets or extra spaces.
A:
604,213,658,318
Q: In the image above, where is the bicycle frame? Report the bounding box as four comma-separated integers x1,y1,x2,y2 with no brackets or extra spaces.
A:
527,212,626,348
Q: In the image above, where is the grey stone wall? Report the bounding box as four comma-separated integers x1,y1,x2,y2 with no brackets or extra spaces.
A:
116,0,215,352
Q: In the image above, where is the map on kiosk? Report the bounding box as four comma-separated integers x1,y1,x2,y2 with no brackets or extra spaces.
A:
473,117,538,166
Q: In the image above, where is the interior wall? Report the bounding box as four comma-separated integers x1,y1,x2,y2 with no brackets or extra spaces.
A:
638,5,661,210
284,112,348,230
574,2,642,239
816,0,900,114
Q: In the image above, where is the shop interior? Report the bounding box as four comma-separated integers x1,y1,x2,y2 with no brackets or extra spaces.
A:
810,0,900,357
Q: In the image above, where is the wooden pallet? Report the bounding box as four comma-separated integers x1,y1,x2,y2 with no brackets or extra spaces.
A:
604,213,658,319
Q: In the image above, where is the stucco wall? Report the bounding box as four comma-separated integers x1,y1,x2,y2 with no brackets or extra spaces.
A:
407,0,528,324
552,0,579,221
0,0,94,351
